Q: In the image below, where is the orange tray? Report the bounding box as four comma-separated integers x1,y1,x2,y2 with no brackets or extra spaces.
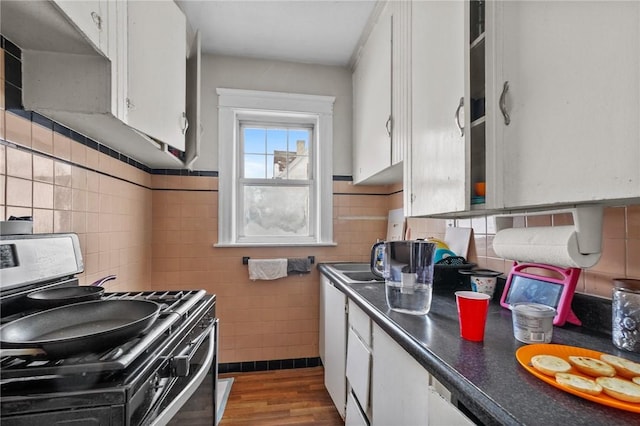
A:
516,343,640,413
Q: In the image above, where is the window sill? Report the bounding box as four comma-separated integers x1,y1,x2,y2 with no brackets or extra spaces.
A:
213,242,338,248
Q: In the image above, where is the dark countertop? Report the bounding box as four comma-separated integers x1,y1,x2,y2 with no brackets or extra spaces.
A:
319,263,640,426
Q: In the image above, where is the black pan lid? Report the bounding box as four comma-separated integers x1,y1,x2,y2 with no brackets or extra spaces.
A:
458,268,502,277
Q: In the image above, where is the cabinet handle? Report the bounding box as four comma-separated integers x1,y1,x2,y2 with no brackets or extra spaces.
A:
499,81,511,126
455,97,464,137
385,115,392,138
91,12,102,30
181,112,189,135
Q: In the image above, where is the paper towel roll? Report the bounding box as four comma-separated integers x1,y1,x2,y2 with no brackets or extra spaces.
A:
493,226,601,268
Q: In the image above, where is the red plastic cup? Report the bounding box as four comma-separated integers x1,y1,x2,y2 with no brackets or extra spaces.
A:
455,291,491,341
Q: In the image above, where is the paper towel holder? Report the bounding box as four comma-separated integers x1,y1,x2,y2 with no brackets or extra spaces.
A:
494,204,604,256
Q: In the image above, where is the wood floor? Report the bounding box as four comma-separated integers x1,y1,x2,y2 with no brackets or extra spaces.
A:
219,366,344,426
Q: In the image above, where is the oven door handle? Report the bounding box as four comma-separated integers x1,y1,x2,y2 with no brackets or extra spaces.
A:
173,319,214,377
151,318,218,426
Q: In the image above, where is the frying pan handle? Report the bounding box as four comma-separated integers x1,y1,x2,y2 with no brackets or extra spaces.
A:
91,275,117,287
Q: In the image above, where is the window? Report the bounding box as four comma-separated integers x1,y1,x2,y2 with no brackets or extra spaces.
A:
240,123,312,240
216,89,335,246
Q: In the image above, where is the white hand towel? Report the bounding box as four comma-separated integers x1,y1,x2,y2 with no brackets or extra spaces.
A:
248,258,288,280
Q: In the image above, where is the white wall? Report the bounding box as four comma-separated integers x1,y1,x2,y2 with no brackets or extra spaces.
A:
194,54,353,176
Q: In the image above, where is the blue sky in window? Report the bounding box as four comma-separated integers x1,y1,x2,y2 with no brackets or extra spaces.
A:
243,127,310,178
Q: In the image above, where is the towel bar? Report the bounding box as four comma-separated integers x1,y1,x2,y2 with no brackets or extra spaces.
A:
242,256,315,265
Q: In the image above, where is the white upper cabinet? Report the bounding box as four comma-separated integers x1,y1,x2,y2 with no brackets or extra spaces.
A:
407,0,465,216
184,30,202,170
52,0,107,56
493,0,640,208
125,0,187,152
408,0,640,216
352,3,394,184
6,0,192,168
352,1,411,186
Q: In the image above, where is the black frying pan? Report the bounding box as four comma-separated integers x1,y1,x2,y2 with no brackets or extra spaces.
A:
0,299,160,358
26,275,117,309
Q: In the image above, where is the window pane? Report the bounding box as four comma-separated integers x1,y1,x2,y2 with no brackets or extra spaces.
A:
266,128,287,152
289,129,309,150
244,128,266,153
243,185,309,237
243,126,312,180
244,154,266,178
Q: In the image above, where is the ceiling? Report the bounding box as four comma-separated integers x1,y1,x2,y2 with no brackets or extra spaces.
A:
175,0,378,67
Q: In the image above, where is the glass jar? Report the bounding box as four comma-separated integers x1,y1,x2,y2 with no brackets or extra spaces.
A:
612,279,640,352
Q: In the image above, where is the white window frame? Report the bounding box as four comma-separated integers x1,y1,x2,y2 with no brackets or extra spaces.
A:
216,88,335,247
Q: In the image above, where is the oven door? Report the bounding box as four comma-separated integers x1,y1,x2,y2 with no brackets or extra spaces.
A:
148,318,218,426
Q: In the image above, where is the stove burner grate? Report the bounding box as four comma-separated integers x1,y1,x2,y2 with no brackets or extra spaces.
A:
0,289,208,382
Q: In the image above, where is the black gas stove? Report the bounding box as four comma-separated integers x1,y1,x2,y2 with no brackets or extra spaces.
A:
0,234,218,426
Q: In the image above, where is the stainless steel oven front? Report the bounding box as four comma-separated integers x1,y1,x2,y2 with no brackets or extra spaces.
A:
0,233,219,426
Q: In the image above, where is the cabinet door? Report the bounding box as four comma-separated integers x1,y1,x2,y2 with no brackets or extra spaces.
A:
428,387,475,426
185,30,202,170
408,0,466,216
126,0,187,151
321,276,347,418
346,328,371,414
352,5,392,184
53,0,106,55
319,275,326,364
346,391,369,426
348,299,371,346
495,1,640,208
371,323,430,426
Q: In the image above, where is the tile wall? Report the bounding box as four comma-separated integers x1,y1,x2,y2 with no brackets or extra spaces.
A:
1,40,398,364
0,110,154,292
150,177,397,363
3,42,639,364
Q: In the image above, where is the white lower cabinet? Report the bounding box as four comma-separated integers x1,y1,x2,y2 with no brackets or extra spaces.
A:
346,391,369,426
320,276,347,418
345,301,372,424
371,323,430,425
428,378,475,426
371,323,475,426
347,329,371,412
321,278,476,425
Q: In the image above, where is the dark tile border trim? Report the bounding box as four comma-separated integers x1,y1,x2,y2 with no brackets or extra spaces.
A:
152,168,218,177
218,356,321,374
333,192,389,196
0,138,152,191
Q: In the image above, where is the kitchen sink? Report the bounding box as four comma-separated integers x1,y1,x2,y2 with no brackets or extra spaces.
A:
331,263,370,271
342,271,384,282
